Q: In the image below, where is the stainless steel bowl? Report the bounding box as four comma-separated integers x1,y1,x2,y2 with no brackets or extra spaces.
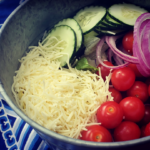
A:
0,0,150,149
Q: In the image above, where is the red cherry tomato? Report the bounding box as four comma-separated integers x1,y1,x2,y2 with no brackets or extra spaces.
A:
139,104,150,126
127,63,143,78
111,67,135,91
80,125,112,142
148,85,150,96
119,97,145,122
114,121,141,141
96,61,114,81
145,122,150,136
122,31,133,55
126,81,149,103
96,101,123,129
109,87,122,103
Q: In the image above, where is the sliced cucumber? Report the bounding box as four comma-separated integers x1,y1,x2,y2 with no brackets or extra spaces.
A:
108,3,148,26
96,22,118,30
74,6,106,34
100,19,118,29
105,14,125,26
100,29,129,35
42,25,76,66
97,23,109,29
55,18,83,52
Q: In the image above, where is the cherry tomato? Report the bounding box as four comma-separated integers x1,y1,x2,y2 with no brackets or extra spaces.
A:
111,67,135,91
114,121,141,141
119,97,145,122
96,61,114,81
96,101,123,129
127,63,143,78
126,81,149,103
109,87,122,103
122,31,133,55
139,104,150,126
80,125,112,142
148,85,150,96
145,122,150,136
140,125,146,138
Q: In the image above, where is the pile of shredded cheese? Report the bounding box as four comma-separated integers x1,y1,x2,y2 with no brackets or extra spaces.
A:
12,36,113,139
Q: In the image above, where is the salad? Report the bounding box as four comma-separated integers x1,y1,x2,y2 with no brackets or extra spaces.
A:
12,2,150,142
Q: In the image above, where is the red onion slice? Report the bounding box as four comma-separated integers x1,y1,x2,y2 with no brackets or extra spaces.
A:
133,13,150,76
96,37,129,69
106,35,139,63
117,43,131,55
135,20,150,76
142,20,150,64
96,13,150,74
108,45,125,65
113,53,124,65
107,48,113,63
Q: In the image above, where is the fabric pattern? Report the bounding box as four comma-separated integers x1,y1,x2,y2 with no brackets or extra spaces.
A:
0,94,51,150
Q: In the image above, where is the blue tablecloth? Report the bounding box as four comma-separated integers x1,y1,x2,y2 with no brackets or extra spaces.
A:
0,0,53,150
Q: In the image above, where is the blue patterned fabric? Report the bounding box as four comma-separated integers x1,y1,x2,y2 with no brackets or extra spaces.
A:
0,0,53,149
0,93,50,150
0,93,52,150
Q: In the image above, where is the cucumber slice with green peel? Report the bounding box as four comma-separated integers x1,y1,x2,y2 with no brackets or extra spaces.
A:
74,6,107,34
55,18,83,52
100,29,129,35
96,22,119,30
101,19,118,28
42,25,76,67
94,25,129,35
108,3,148,26
100,20,110,27
105,14,125,26
96,22,111,30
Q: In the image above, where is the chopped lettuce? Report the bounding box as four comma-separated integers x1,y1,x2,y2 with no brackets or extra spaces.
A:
75,57,98,72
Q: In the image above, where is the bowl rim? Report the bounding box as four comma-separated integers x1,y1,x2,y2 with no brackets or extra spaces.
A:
1,0,150,148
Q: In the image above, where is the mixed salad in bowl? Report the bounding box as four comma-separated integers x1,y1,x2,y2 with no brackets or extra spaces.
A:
12,2,150,143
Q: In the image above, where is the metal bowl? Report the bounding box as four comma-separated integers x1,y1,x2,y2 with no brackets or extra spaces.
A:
0,0,150,149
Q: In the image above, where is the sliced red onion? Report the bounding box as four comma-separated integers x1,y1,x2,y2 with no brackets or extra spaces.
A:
96,37,129,69
96,12,150,74
113,53,124,65
133,13,150,76
141,20,150,64
107,48,113,63
108,45,125,65
117,43,131,55
133,20,148,76
139,20,150,75
138,19,150,72
107,44,124,65
106,35,139,63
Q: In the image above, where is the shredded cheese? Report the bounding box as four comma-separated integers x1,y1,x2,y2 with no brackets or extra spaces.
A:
12,37,113,139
